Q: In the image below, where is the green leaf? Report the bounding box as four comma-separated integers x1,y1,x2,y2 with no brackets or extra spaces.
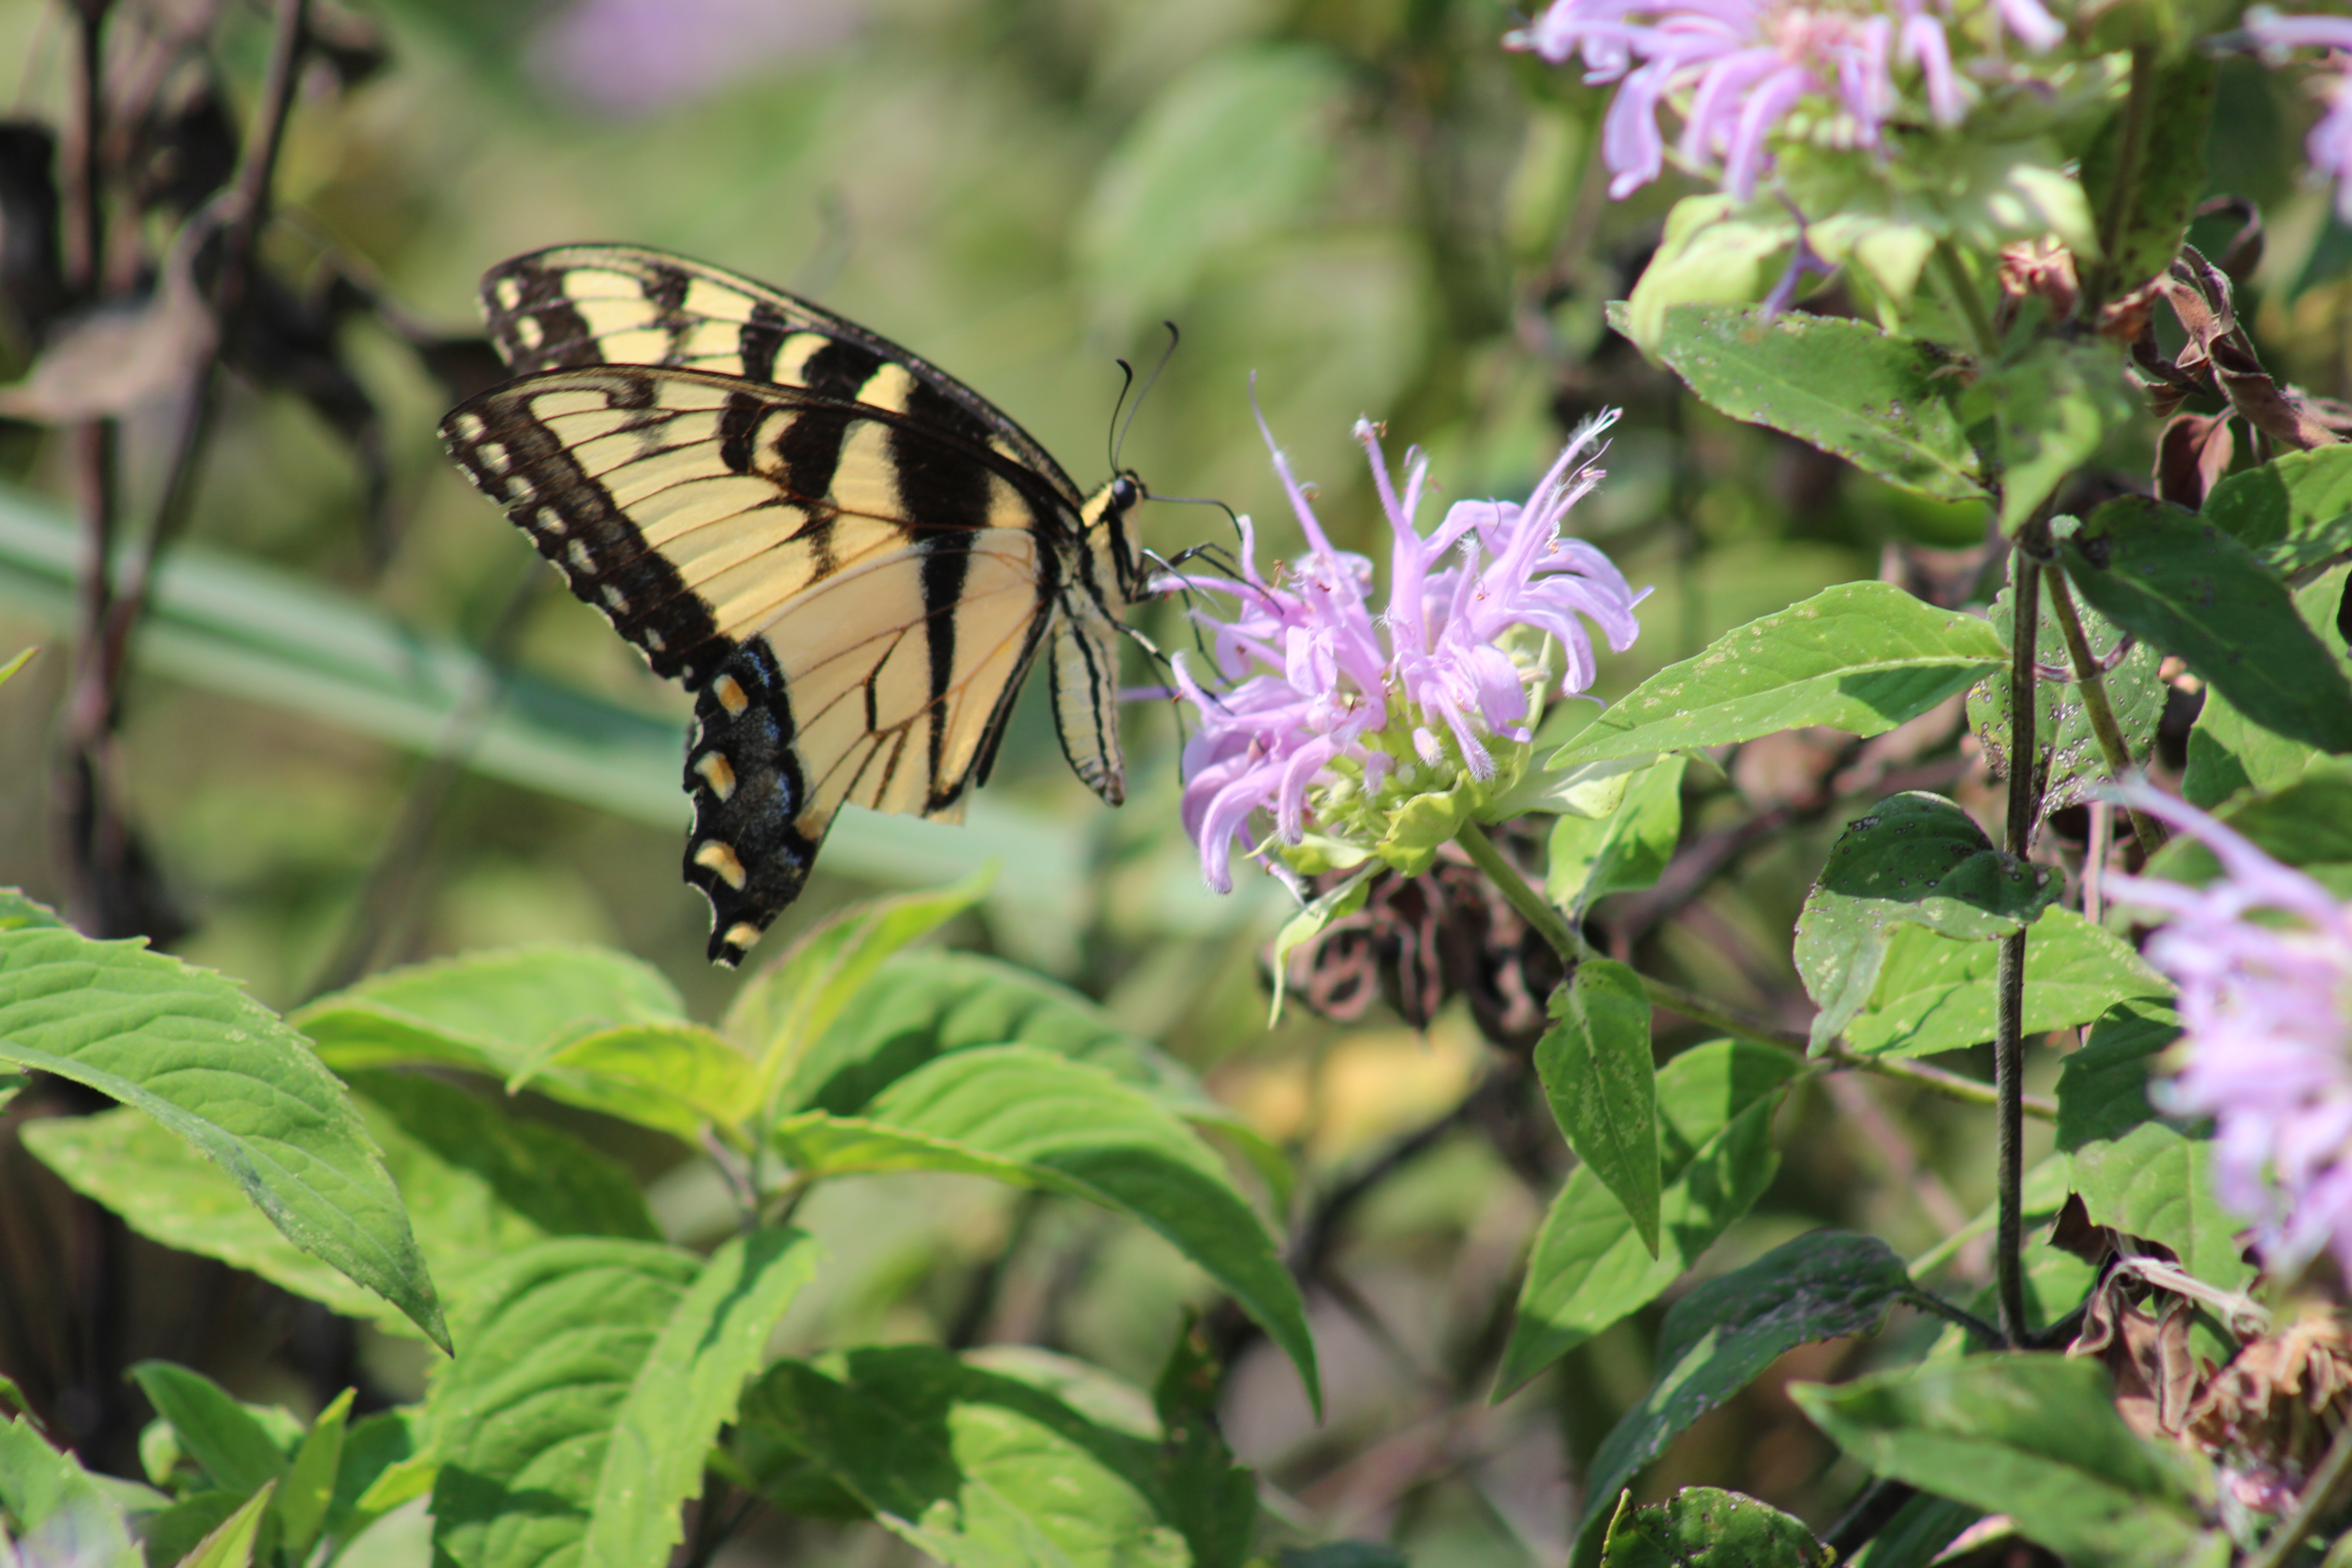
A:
272,1388,351,1556
1076,45,1347,331
1497,1041,1800,1394
430,1232,816,1568
720,876,990,1107
126,1364,287,1497
504,1022,757,1140
0,647,32,687
1651,307,1982,500
2059,498,2352,756
779,950,1289,1204
2058,1002,2254,1292
1546,757,1687,915
1613,200,1801,362
1536,962,1662,1255
2203,446,2352,575
1793,793,2063,1050
0,924,446,1348
1555,583,2004,765
2181,565,2350,805
170,1484,273,1568
775,1044,1319,1415
1151,1323,1257,1568
1791,1355,2211,1568
741,1345,1199,1568
0,890,64,931
1844,1494,1981,1568
1845,910,2170,1058
1598,1488,1832,1568
26,1074,656,1336
584,1229,821,1568
328,1409,426,1542
0,1415,142,1568
1963,339,2133,534
298,944,684,1069
141,1495,248,1568
2081,52,2215,299
2150,763,2352,888
1576,1234,1911,1549
1279,1547,1409,1568
1965,568,2163,817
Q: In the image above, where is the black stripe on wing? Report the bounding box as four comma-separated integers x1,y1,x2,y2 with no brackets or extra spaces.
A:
478,244,1086,506
683,641,820,967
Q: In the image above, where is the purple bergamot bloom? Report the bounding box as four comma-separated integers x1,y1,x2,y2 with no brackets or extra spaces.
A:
1507,0,2062,200
1164,413,1647,894
2106,783,2352,1280
2249,9,2352,223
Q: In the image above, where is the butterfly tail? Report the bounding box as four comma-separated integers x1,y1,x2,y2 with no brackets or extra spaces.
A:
683,642,831,966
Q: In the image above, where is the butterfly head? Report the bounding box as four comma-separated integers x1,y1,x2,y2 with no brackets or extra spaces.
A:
1084,470,1150,604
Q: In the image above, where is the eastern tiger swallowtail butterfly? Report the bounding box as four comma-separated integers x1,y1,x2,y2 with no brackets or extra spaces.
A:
439,245,1147,965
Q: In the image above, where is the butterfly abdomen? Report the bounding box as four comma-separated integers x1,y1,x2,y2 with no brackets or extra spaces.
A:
685,642,820,966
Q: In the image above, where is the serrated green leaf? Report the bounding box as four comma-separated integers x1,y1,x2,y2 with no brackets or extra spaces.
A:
2060,499,2352,756
504,1022,756,1140
1537,962,1661,1254
26,1074,655,1336
721,877,990,1107
583,1229,820,1568
298,944,685,1073
1546,758,1687,914
1846,910,2169,1058
272,1389,351,1556
1497,1041,1800,1394
0,924,446,1348
1652,307,1981,500
741,1345,1195,1568
1576,1234,1910,1555
1599,1487,1832,1568
1556,583,2003,765
430,1232,815,1568
781,949,1290,1208
1965,568,2162,817
2204,446,2352,575
1791,1356,2211,1568
775,1044,1318,1415
126,1365,286,1497
169,1484,272,1568
0,890,64,932
1794,794,2063,1050
1963,339,2133,534
1612,200,1799,362
0,1416,142,1568
2058,1002,2254,1292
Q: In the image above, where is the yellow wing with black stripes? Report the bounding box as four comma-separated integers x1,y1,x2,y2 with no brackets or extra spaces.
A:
441,249,1148,967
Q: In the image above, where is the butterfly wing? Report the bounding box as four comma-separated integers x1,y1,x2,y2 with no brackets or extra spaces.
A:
477,244,1087,508
441,363,1078,963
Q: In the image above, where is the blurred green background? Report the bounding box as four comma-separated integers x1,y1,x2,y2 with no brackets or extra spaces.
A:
0,0,2337,1562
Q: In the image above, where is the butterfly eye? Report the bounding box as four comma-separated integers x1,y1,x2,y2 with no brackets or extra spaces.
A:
1111,474,1143,511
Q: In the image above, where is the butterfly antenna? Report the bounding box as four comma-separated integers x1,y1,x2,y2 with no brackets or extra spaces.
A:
1104,358,1140,475
1112,322,1180,470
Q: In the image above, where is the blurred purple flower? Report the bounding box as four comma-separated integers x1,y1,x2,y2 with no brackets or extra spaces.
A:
2107,784,2352,1279
2249,9,2352,222
1508,0,2060,199
530,0,860,117
1166,414,1646,893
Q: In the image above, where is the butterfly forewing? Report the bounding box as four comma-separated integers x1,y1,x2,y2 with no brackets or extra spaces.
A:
480,244,1086,507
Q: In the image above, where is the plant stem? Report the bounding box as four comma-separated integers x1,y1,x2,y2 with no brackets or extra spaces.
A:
1932,240,1999,359
2043,566,2168,864
2247,1417,2352,1568
1901,1289,2004,1347
1454,822,2057,1120
1456,819,1584,964
1994,542,2044,1348
2087,45,2158,318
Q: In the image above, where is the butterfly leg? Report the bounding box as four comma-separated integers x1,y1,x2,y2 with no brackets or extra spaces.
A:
683,642,829,965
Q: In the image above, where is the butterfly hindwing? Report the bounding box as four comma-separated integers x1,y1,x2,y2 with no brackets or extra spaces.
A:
478,244,1086,508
